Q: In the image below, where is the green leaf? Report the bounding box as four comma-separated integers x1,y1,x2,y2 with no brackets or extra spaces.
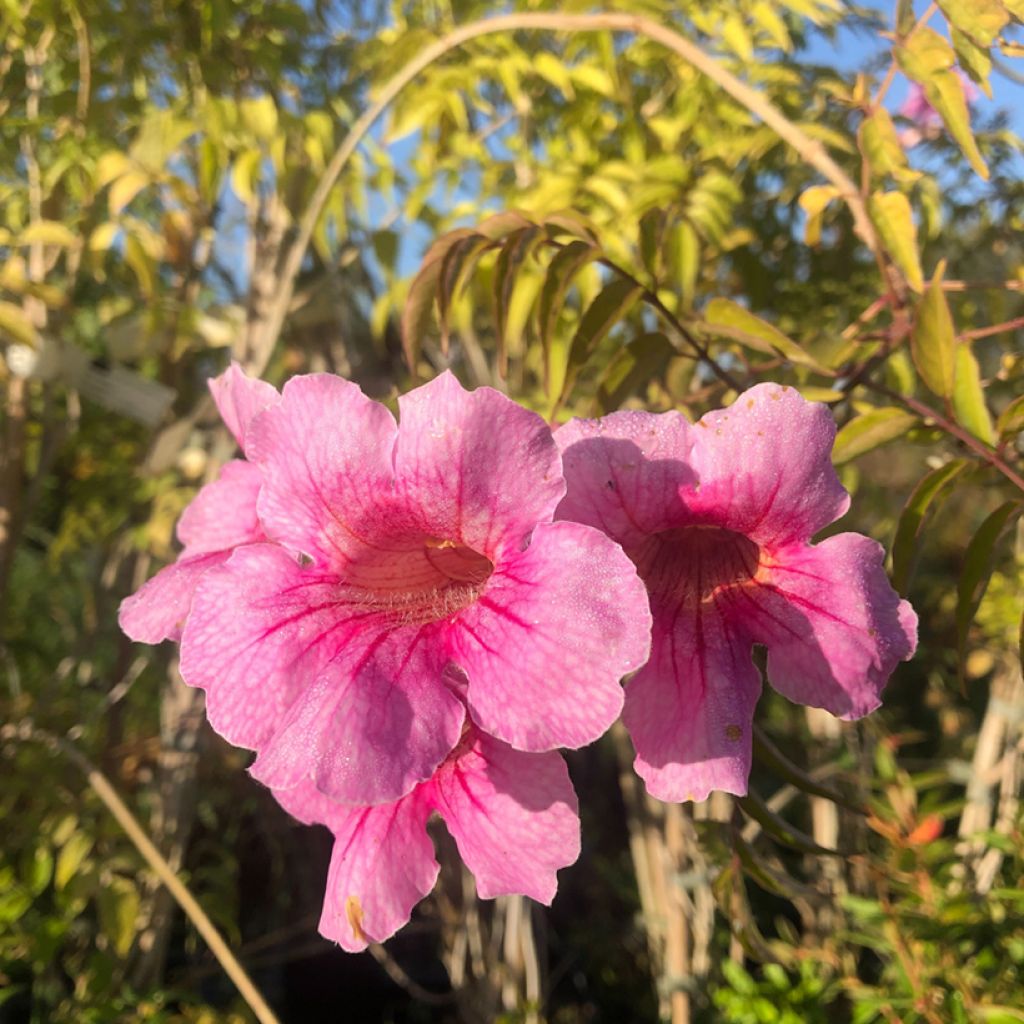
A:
891,459,971,594
702,298,827,371
98,875,140,957
832,407,919,464
561,277,642,403
911,262,957,398
953,343,996,443
673,220,700,309
951,27,993,96
956,501,1023,664
996,395,1024,439
437,232,492,353
493,227,542,377
896,28,988,178
537,240,598,402
400,229,479,372
753,728,864,812
55,831,94,891
737,794,842,857
868,191,924,292
595,332,676,413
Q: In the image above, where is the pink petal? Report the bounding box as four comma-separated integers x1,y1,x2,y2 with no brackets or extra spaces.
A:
623,597,762,803
179,543,350,749
554,410,695,548
118,550,230,644
686,383,850,547
275,783,438,952
247,374,399,569
430,733,580,903
176,460,263,556
249,625,465,805
394,371,564,559
208,362,280,454
748,534,918,719
450,521,651,751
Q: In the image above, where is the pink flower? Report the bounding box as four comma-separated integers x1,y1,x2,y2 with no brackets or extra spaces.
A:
118,365,279,643
554,383,917,803
179,369,651,806
273,722,579,951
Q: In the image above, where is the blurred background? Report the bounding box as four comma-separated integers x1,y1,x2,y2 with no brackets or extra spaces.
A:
2,0,1024,1021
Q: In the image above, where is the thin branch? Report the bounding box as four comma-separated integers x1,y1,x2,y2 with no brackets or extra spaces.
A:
3,722,282,1024
960,316,1024,342
251,10,878,377
862,380,1024,494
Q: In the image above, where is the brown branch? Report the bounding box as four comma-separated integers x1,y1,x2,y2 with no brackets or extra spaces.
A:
863,380,1024,494
959,316,1024,342
250,10,878,377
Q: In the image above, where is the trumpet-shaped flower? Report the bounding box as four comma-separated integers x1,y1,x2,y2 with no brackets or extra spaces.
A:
179,369,651,806
555,383,917,803
273,722,579,951
119,365,279,643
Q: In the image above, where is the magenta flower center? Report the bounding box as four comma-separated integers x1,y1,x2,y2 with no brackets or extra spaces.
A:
630,525,760,610
342,536,494,625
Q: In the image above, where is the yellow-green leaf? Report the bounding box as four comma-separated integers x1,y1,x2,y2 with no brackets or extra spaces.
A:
833,407,919,464
937,0,1008,46
17,221,78,248
55,832,94,891
94,151,132,188
88,223,120,252
859,109,917,182
98,876,140,958
911,262,956,398
239,95,278,141
868,191,924,292
896,29,988,178
702,298,828,372
230,149,263,205
952,343,995,443
0,301,37,346
798,184,840,246
108,170,150,215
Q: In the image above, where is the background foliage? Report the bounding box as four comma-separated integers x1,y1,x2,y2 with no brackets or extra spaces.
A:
2,0,1024,1021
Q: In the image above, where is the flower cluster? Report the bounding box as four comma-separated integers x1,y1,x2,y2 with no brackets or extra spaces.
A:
121,366,916,950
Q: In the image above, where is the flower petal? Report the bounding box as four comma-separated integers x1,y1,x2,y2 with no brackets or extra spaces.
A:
554,410,695,548
275,783,438,952
431,734,580,903
248,374,399,568
119,551,230,644
249,624,465,805
177,460,263,556
450,520,651,751
394,371,564,559
686,383,850,547
623,599,762,803
179,543,356,749
748,534,918,719
208,362,280,454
